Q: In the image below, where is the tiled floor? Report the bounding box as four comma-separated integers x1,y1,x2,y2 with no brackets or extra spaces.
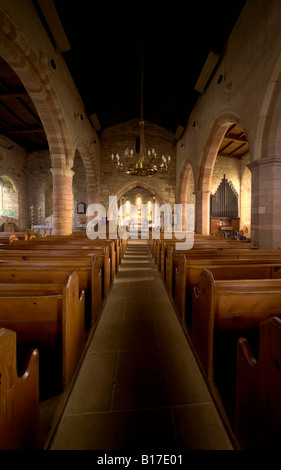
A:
49,240,233,450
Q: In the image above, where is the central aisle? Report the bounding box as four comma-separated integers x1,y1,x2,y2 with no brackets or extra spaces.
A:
49,240,233,450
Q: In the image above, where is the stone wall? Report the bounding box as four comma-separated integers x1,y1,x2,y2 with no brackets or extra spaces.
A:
100,119,177,211
0,143,29,230
27,150,52,226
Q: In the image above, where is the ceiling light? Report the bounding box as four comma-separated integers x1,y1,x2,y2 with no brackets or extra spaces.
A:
111,47,171,177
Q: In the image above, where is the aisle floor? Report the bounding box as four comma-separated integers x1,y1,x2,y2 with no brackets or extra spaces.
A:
49,240,233,450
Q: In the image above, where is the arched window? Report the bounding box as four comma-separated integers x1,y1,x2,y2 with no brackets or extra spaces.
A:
0,176,18,219
125,199,131,219
136,196,142,220
147,199,152,221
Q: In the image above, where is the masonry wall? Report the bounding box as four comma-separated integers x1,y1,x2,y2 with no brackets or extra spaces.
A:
176,0,281,246
0,144,28,230
100,119,177,210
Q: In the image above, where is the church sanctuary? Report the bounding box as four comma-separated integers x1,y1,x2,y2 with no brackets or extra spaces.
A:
1,0,281,453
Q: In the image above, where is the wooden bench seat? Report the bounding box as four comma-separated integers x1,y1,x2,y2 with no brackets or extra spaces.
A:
8,238,118,279
152,235,254,269
0,243,113,286
0,258,102,328
235,317,281,450
191,270,281,383
0,246,111,301
175,255,281,329
0,328,39,450
37,234,123,269
165,246,281,296
0,271,85,400
159,239,253,281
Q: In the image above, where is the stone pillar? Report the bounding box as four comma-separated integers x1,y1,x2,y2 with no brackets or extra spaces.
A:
50,168,74,235
194,190,211,234
248,158,281,249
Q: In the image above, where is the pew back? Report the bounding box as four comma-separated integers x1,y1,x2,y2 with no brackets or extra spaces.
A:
192,269,281,381
0,271,85,398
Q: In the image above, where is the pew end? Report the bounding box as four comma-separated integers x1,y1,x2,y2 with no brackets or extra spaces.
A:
0,328,39,450
235,316,281,450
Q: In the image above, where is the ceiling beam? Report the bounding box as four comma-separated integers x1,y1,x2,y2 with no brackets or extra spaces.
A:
224,132,247,142
37,0,71,53
6,127,45,135
218,152,243,159
0,91,28,99
194,50,220,94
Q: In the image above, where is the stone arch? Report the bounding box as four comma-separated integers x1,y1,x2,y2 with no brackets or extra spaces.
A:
73,136,101,205
196,112,249,234
113,179,165,207
177,159,195,204
0,9,72,169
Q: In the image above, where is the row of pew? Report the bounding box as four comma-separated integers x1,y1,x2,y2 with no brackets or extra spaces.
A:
0,231,127,450
149,233,281,450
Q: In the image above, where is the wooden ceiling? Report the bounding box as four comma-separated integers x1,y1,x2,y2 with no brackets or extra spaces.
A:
0,2,248,155
218,124,249,159
0,56,250,160
0,56,48,152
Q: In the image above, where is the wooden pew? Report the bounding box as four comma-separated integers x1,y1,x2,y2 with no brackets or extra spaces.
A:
42,234,122,270
0,246,110,304
0,232,26,243
159,238,252,279
0,258,101,328
0,271,85,399
0,243,112,290
234,316,281,450
191,270,281,383
175,255,281,329
165,245,281,296
0,328,39,450
9,237,118,279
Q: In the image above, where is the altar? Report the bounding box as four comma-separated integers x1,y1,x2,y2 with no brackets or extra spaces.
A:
32,225,53,236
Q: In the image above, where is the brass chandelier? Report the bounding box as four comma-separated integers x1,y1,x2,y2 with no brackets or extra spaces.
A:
111,49,171,177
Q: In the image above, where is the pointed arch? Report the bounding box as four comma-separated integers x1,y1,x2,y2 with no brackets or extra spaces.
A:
113,179,165,207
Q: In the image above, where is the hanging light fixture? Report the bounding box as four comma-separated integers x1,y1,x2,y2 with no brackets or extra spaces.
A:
111,45,171,177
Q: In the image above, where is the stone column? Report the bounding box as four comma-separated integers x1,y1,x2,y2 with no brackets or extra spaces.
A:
50,168,74,235
194,190,211,234
248,157,281,249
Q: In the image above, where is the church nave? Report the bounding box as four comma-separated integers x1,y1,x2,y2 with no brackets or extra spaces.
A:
49,241,232,451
